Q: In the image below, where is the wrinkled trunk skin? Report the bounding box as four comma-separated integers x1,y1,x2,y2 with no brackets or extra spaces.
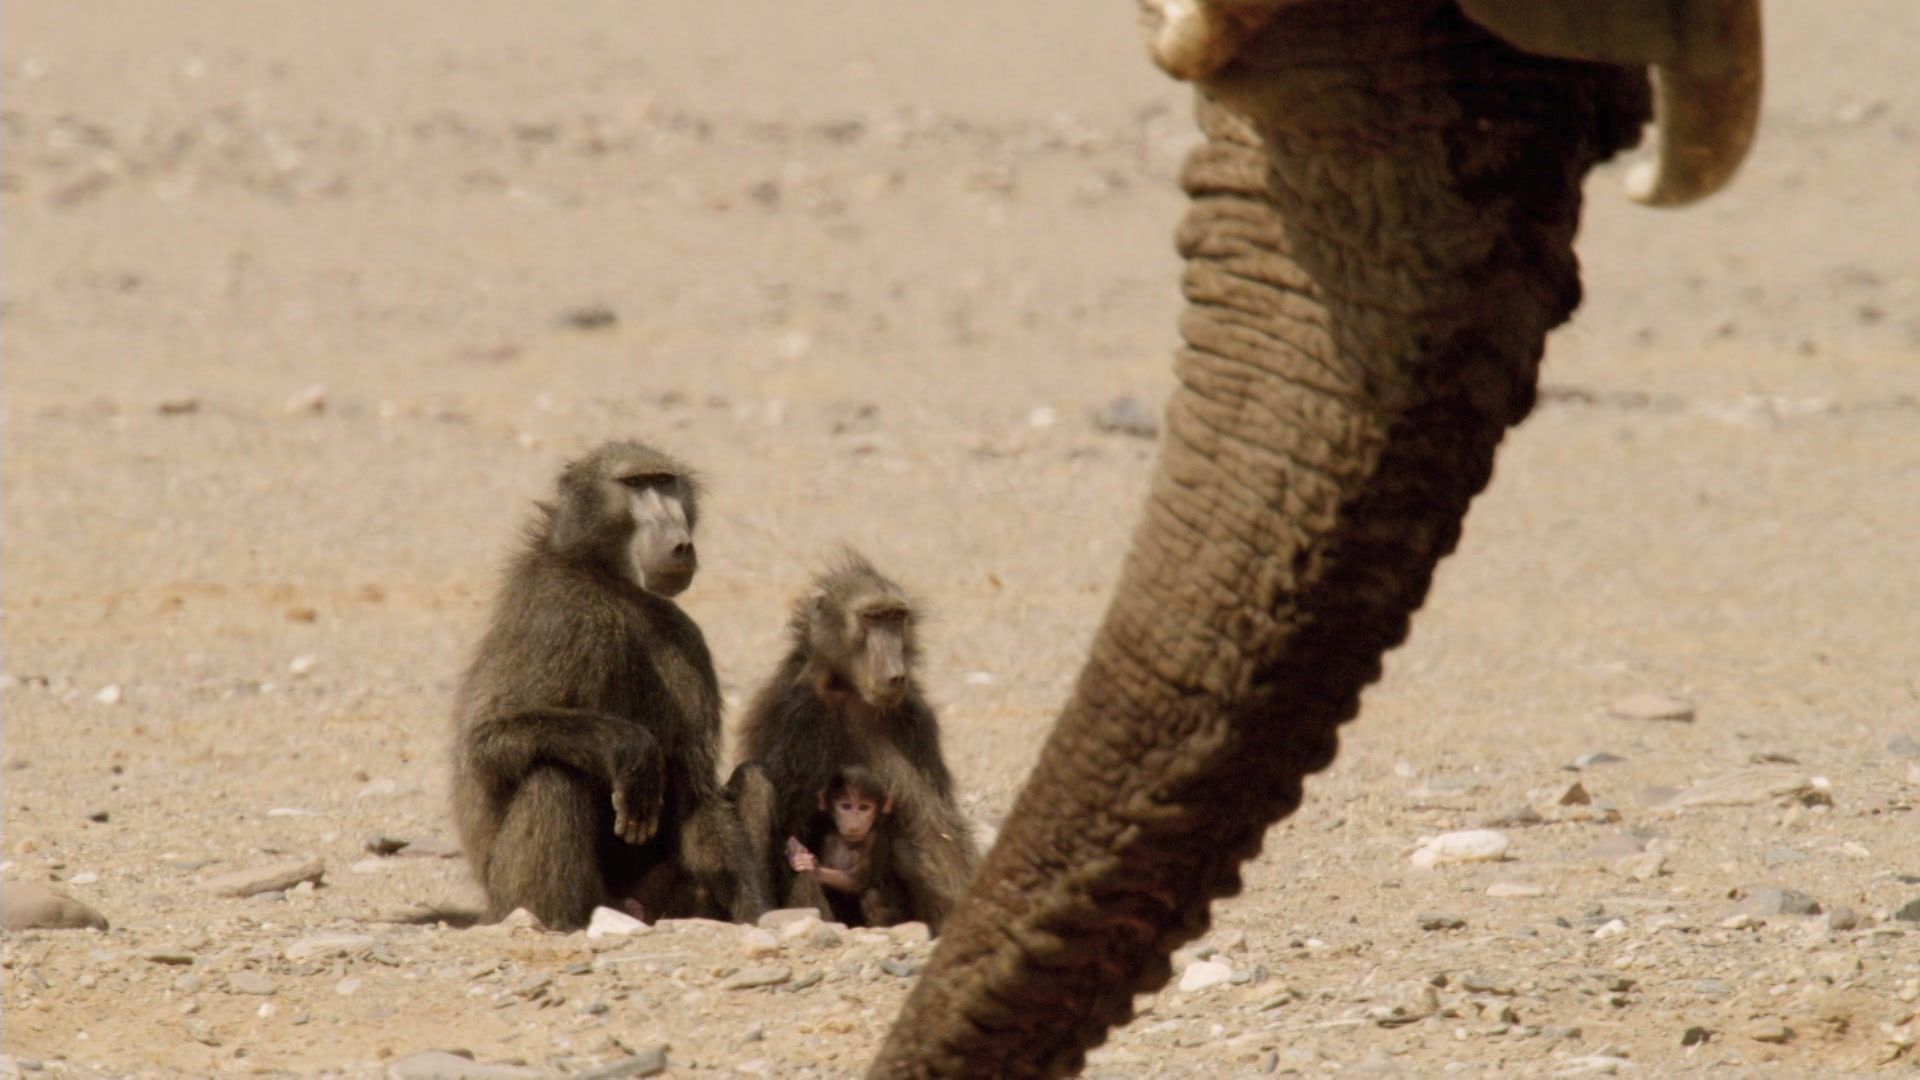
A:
870,4,1649,1077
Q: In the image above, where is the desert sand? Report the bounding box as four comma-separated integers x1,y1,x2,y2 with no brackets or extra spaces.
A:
3,1,1918,1076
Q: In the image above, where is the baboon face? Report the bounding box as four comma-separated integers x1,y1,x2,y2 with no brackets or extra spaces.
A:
619,471,697,596
554,441,701,596
838,594,912,710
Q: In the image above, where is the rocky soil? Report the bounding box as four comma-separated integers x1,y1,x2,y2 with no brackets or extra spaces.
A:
4,1,1918,1076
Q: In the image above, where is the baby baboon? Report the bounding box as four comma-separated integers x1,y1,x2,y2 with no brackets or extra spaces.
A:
785,765,907,927
451,440,773,930
738,552,978,931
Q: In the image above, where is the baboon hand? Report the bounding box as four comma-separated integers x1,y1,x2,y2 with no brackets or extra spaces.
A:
610,758,664,846
786,836,817,873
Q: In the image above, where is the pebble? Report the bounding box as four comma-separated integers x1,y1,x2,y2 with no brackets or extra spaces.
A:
723,965,792,990
284,384,328,414
740,928,781,958
1680,1025,1713,1047
1652,766,1825,811
1090,395,1159,438
203,858,325,897
142,947,196,965
776,914,827,941
1026,405,1058,429
92,685,122,706
1592,919,1628,939
1573,752,1625,770
1410,830,1510,869
1,882,108,931
385,1050,540,1079
756,908,822,932
878,959,920,978
1486,881,1547,898
1745,1018,1793,1044
1177,960,1233,992
288,654,319,677
157,397,201,416
1372,981,1438,1025
1550,781,1591,806
226,971,276,995
1733,888,1822,918
1824,905,1860,931
586,906,647,939
1887,734,1920,758
568,1047,669,1079
336,977,363,996
1893,897,1920,923
364,835,410,856
1606,693,1693,722
1417,912,1466,931
889,921,932,946
1612,851,1668,882
285,933,374,961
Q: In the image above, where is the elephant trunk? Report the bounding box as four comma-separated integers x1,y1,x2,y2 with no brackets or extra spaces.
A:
870,4,1649,1077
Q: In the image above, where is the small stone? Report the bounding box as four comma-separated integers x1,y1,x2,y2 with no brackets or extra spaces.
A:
1720,913,1759,930
385,1050,540,1079
1887,734,1920,758
284,384,328,414
93,685,122,706
1573,752,1626,770
1479,806,1542,829
1458,972,1513,995
723,965,792,990
1892,897,1920,923
1417,912,1466,931
157,397,201,416
226,971,276,995
1178,960,1233,992
288,654,319,677
1653,766,1826,811
889,921,932,946
1487,881,1547,898
1592,919,1628,939
395,837,460,859
558,305,618,331
776,914,826,941
878,959,920,978
1410,830,1510,869
1681,1025,1712,1047
740,928,781,958
1372,981,1439,1025
2,882,108,931
756,908,822,931
1607,693,1694,722
184,1020,220,1047
1551,781,1592,806
569,1047,669,1079
285,933,374,961
1733,888,1822,918
203,858,324,897
495,908,544,931
1026,405,1058,429
87,811,109,824
364,835,409,856
586,906,646,939
1824,905,1860,932
1090,396,1159,439
1745,1019,1793,1044
174,973,204,993
336,977,362,996
1613,851,1668,882
142,947,196,965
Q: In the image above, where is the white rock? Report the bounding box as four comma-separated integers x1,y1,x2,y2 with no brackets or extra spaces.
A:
1487,881,1547,898
267,807,318,817
1026,406,1058,429
586,905,646,939
285,933,373,961
740,928,781,958
288,654,319,677
1593,918,1628,939
1178,960,1233,993
777,914,825,941
335,977,362,996
1410,830,1510,869
93,685,122,706
68,871,99,885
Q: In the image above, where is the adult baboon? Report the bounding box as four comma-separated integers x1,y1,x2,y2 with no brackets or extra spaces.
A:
737,552,977,932
451,440,772,930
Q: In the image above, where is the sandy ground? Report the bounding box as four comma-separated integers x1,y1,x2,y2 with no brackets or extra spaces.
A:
4,1,1919,1076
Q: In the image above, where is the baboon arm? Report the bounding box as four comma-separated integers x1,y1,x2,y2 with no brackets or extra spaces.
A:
813,867,863,894
464,708,659,788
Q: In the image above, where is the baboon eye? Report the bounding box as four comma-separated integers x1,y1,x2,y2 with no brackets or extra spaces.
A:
619,473,676,491
863,607,907,626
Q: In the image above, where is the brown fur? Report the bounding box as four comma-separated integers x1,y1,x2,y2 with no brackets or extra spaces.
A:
737,552,977,931
450,440,772,930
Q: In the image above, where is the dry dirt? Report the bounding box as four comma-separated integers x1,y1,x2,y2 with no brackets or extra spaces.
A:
4,2,1919,1077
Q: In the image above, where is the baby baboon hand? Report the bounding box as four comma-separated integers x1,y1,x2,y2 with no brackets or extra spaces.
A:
610,758,664,845
786,836,817,873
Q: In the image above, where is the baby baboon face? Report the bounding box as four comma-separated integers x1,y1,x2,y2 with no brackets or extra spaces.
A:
620,471,697,596
828,789,885,842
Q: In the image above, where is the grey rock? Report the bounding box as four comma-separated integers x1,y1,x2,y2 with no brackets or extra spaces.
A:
1733,888,1822,918
1416,912,1466,931
879,959,922,978
1893,897,1920,923
2,882,108,931
386,1050,540,1079
364,835,410,856
1680,1025,1713,1047
569,1047,668,1079
203,858,325,898
723,965,792,990
1090,396,1159,439
226,971,276,995
1886,734,1920,758
1573,752,1626,770
1824,905,1860,931
1692,979,1735,998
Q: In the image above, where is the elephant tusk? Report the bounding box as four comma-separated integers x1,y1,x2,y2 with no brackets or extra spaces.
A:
1623,2,1763,207
1458,0,1763,207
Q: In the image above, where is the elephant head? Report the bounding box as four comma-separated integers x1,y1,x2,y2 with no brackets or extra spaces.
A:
870,1,1760,1076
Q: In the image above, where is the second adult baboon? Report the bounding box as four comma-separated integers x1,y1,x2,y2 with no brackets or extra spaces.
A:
451,440,773,931
737,552,977,931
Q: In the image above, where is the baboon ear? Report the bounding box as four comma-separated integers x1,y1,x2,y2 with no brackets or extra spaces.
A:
882,795,895,815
